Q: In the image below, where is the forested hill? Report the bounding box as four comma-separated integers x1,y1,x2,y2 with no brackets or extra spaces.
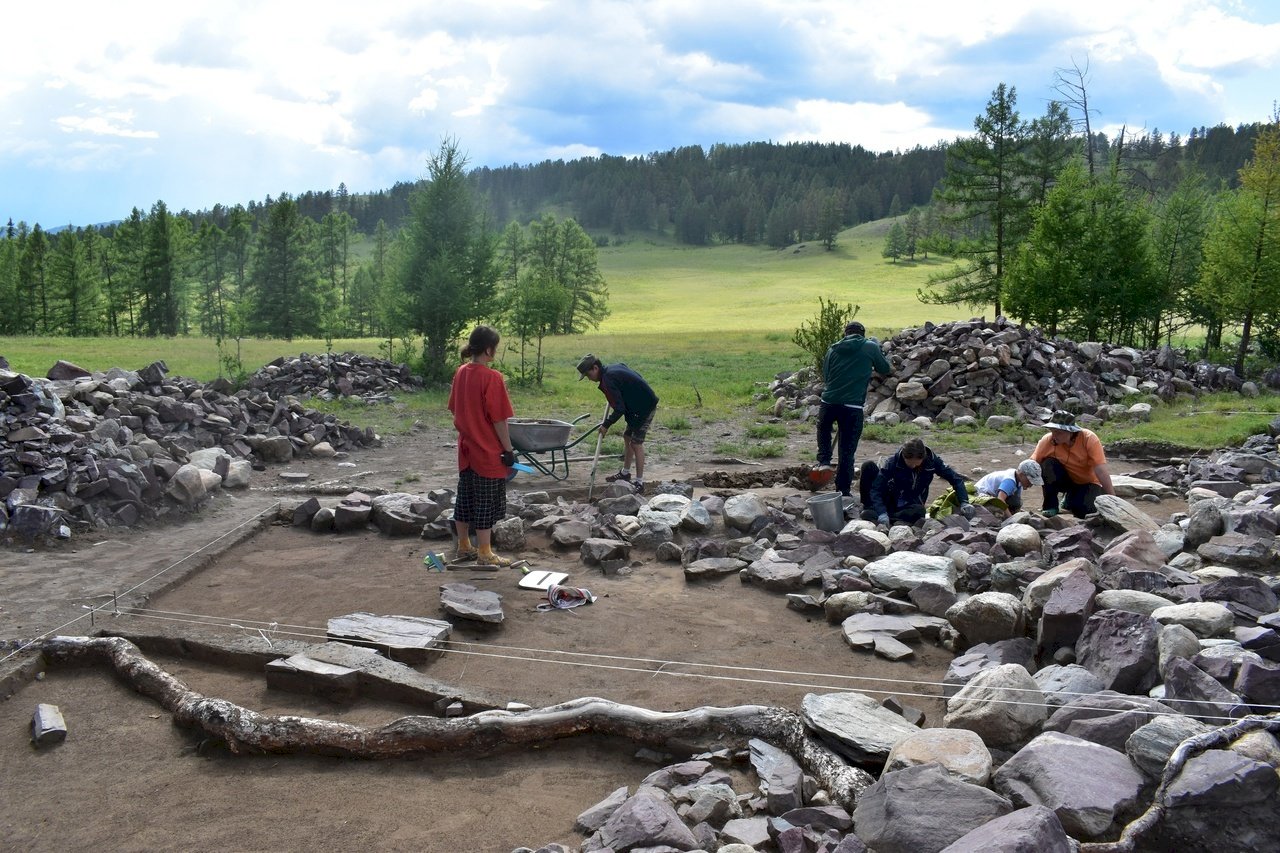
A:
277,122,1262,246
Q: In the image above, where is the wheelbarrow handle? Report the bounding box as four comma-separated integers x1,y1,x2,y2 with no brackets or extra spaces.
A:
571,412,594,426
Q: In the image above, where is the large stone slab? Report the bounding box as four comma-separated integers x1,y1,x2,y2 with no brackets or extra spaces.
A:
326,612,452,663
800,691,921,766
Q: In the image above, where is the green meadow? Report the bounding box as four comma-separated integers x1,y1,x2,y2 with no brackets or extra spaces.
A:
1,224,958,391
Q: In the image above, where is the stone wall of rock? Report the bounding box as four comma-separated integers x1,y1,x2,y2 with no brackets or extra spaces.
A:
767,317,1259,426
245,351,421,401
495,439,1280,851
1,358,386,540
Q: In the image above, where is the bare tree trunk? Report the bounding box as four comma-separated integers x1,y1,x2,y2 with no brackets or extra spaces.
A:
42,636,874,809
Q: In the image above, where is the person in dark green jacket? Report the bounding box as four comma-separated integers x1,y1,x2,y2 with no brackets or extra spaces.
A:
814,321,891,496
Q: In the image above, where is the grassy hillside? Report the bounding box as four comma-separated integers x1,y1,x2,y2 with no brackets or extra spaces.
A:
597,223,973,334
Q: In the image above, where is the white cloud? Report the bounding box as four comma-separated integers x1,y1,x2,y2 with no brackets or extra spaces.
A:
55,112,159,139
3,0,1279,226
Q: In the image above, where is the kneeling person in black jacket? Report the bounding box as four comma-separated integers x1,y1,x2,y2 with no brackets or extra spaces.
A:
860,437,971,525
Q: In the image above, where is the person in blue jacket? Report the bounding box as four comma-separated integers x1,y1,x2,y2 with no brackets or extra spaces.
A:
813,321,892,497
577,354,659,495
860,437,973,525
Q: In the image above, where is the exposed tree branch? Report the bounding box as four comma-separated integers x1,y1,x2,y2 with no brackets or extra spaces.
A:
41,635,874,809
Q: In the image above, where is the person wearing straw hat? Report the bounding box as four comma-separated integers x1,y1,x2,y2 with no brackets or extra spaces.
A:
1031,410,1115,517
576,354,658,495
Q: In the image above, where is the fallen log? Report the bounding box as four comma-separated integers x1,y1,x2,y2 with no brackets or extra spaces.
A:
41,635,874,808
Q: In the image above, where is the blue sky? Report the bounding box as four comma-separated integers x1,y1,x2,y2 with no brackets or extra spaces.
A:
3,0,1278,229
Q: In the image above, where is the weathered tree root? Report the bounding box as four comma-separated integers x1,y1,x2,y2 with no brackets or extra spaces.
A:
41,635,873,809
1080,713,1280,853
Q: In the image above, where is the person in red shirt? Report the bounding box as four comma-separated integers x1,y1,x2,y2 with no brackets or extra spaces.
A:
1030,410,1115,517
446,326,517,566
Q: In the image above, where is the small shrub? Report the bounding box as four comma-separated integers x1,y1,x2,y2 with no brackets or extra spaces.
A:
663,415,692,432
714,441,745,457
746,441,785,459
746,423,787,439
791,297,860,377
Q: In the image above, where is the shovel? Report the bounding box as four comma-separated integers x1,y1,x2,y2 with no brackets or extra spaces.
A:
586,401,608,502
807,466,835,491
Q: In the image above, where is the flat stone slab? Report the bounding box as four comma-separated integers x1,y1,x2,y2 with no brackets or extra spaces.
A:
265,654,360,702
109,630,501,713
31,703,68,745
327,612,452,664
439,582,504,624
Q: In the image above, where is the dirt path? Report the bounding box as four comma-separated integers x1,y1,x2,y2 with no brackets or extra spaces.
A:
0,417,1178,852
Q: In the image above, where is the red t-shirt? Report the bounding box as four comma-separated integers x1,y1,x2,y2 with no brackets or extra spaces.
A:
447,361,514,479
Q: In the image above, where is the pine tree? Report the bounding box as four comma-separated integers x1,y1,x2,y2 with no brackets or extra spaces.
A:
399,139,499,380
920,84,1031,317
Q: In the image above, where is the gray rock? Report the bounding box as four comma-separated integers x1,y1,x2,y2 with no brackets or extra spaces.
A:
593,793,700,851
865,551,957,593
439,583,503,624
1094,588,1174,616
742,552,805,591
1125,714,1211,779
1076,609,1161,694
1151,601,1235,638
679,500,713,532
1158,622,1203,678
1197,532,1277,571
993,730,1145,839
1236,657,1280,708
551,519,592,548
1033,664,1106,710
884,727,993,786
574,785,631,833
724,492,769,532
800,691,921,766
1165,748,1279,806
580,538,630,565
1093,494,1160,533
946,591,1025,646
1043,691,1171,753
854,763,1012,853
748,738,804,815
1162,656,1246,723
719,816,771,847
683,556,747,579
164,463,210,507
937,805,1073,853
994,523,1041,558
944,663,1047,749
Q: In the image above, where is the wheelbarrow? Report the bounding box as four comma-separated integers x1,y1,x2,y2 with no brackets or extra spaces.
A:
507,414,608,481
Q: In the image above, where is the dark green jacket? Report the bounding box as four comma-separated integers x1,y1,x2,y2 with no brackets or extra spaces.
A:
821,335,891,406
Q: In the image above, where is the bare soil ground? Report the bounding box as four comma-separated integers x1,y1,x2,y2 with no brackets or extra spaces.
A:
0,418,1180,852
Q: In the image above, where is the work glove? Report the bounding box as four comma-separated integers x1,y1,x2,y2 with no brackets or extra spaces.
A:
877,513,890,527
500,449,517,467
959,503,975,520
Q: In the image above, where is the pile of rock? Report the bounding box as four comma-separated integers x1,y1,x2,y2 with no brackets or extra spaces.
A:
0,358,382,540
766,317,1258,426
501,445,1279,849
244,351,422,401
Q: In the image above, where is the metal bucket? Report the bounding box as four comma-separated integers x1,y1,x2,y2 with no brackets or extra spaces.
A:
807,492,845,533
